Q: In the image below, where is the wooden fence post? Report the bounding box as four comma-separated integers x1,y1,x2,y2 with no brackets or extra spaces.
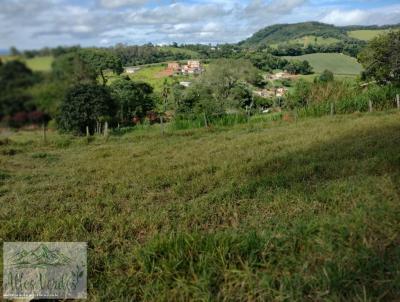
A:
397,94,400,109
330,103,334,116
369,100,373,112
86,126,90,137
203,112,208,128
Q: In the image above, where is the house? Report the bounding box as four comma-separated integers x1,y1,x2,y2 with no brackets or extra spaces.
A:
167,62,181,72
182,60,203,75
124,67,140,74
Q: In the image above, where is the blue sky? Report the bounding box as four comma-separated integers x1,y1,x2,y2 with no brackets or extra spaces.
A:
1,0,399,49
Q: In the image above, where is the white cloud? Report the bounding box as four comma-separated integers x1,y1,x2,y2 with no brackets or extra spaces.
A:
1,0,400,49
98,0,148,9
321,6,400,26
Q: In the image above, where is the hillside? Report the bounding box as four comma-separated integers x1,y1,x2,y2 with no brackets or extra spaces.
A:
284,53,363,75
1,112,399,300
240,22,400,47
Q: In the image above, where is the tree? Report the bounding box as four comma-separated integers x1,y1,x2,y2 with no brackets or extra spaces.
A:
10,46,20,56
0,61,37,122
109,76,155,124
52,52,97,85
58,83,116,134
78,49,123,86
358,30,400,85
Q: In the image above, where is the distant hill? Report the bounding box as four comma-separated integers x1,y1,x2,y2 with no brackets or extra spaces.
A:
0,49,9,55
239,22,400,47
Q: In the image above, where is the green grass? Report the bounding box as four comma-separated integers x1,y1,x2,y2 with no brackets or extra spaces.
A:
24,56,54,72
347,30,390,41
0,55,54,72
285,53,363,75
1,111,400,300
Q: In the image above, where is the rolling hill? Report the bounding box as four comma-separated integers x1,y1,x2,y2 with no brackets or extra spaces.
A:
240,22,400,48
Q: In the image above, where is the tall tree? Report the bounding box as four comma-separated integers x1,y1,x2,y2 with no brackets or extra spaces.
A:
58,83,116,134
358,30,400,85
110,76,155,124
78,49,123,86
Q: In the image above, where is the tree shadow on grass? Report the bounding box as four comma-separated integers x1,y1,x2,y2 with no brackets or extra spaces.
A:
243,123,400,196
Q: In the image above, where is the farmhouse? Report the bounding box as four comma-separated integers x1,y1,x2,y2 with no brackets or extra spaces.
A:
167,62,181,73
182,60,203,75
163,60,204,76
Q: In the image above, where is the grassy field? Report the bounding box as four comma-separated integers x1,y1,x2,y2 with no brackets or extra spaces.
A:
1,111,399,300
285,53,363,75
347,30,390,41
0,55,53,72
24,55,54,72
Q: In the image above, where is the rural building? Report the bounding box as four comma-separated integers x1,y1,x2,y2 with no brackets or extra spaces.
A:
182,60,203,75
163,60,204,76
167,62,181,72
166,62,181,75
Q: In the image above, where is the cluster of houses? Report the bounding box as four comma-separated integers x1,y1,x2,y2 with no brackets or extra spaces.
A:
166,60,203,76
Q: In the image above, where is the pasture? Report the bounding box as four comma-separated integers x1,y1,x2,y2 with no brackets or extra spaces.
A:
1,111,399,300
347,29,390,41
25,55,54,72
0,55,53,72
285,53,363,75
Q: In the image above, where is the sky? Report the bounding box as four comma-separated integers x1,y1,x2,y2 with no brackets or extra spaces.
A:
0,0,399,50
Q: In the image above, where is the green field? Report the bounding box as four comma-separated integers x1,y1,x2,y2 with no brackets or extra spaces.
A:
0,55,53,72
347,29,390,41
285,53,363,75
25,55,54,72
1,111,399,300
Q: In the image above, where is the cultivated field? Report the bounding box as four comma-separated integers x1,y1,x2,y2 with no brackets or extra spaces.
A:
285,53,363,75
1,111,399,300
